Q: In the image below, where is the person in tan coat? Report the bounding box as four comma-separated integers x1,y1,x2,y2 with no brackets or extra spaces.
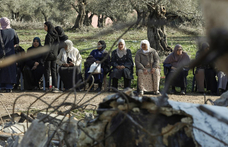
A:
135,40,160,96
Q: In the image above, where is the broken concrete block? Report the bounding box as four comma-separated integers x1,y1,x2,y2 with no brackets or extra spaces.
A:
18,119,47,147
63,116,78,146
214,91,228,106
37,112,70,126
6,135,23,147
3,123,31,134
46,116,79,146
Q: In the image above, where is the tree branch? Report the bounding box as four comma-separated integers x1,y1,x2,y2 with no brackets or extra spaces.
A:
71,3,79,13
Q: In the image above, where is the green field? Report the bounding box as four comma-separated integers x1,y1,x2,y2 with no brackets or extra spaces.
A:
16,27,200,93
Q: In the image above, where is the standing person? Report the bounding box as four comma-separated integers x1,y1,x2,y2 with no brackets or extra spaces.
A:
55,26,68,52
111,39,133,90
0,17,19,92
135,40,160,96
24,37,45,90
85,40,110,92
43,21,59,92
163,44,190,95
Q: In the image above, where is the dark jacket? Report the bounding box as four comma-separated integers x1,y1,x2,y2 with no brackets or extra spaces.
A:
14,45,25,70
26,46,44,69
90,49,111,75
0,29,19,84
111,49,134,79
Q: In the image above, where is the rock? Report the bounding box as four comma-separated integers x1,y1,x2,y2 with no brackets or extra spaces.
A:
3,123,31,134
214,91,228,106
18,119,47,147
37,112,70,126
6,135,23,147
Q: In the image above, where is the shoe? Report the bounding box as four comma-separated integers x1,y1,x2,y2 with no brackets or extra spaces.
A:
34,86,40,90
170,89,176,94
138,91,144,97
180,90,185,95
52,86,60,93
5,89,12,93
95,87,101,92
154,91,160,95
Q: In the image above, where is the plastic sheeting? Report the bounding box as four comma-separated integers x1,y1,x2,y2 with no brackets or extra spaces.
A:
169,100,228,147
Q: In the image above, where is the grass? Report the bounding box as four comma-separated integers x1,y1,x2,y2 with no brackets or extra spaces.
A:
16,27,202,93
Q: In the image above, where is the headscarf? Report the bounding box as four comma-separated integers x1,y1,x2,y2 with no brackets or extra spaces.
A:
55,26,68,42
44,21,58,38
195,42,209,59
32,37,42,48
173,44,183,61
117,39,127,58
140,40,150,53
163,44,190,68
98,40,106,51
64,40,74,53
0,17,11,30
61,40,80,65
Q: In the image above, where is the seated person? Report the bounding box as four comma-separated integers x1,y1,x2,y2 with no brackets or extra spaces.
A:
24,37,45,90
56,40,82,90
217,71,228,94
135,40,160,96
85,40,110,92
163,44,190,95
14,45,25,90
111,39,133,90
195,43,217,94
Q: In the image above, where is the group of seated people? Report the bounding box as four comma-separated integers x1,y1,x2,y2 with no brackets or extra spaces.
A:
13,37,228,96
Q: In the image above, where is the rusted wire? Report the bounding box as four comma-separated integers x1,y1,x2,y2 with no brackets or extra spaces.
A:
0,100,12,119
5,8,227,147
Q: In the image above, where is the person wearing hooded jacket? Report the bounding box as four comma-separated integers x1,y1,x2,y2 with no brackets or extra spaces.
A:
43,21,59,92
55,26,68,52
56,40,82,90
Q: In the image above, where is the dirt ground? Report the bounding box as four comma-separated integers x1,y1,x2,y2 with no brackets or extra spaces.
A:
0,90,220,117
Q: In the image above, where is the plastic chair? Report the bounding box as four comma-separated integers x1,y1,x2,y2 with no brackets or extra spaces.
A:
20,73,45,91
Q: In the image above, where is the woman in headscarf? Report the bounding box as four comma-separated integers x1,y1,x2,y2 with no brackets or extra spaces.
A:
135,40,160,96
43,21,59,92
56,40,82,90
0,17,19,92
24,37,45,90
195,42,217,94
163,44,190,95
111,39,133,89
85,40,110,92
55,26,68,52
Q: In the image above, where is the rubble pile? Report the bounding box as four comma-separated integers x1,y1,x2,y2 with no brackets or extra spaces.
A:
0,89,227,147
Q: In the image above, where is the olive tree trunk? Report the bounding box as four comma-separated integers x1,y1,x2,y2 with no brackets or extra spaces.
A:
72,0,86,29
147,4,172,53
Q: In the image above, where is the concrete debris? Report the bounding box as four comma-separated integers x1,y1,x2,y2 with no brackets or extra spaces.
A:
213,91,228,106
3,123,31,134
0,88,228,146
6,135,23,147
19,119,47,147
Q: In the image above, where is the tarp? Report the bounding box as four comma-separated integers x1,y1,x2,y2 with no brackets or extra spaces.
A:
169,100,228,147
